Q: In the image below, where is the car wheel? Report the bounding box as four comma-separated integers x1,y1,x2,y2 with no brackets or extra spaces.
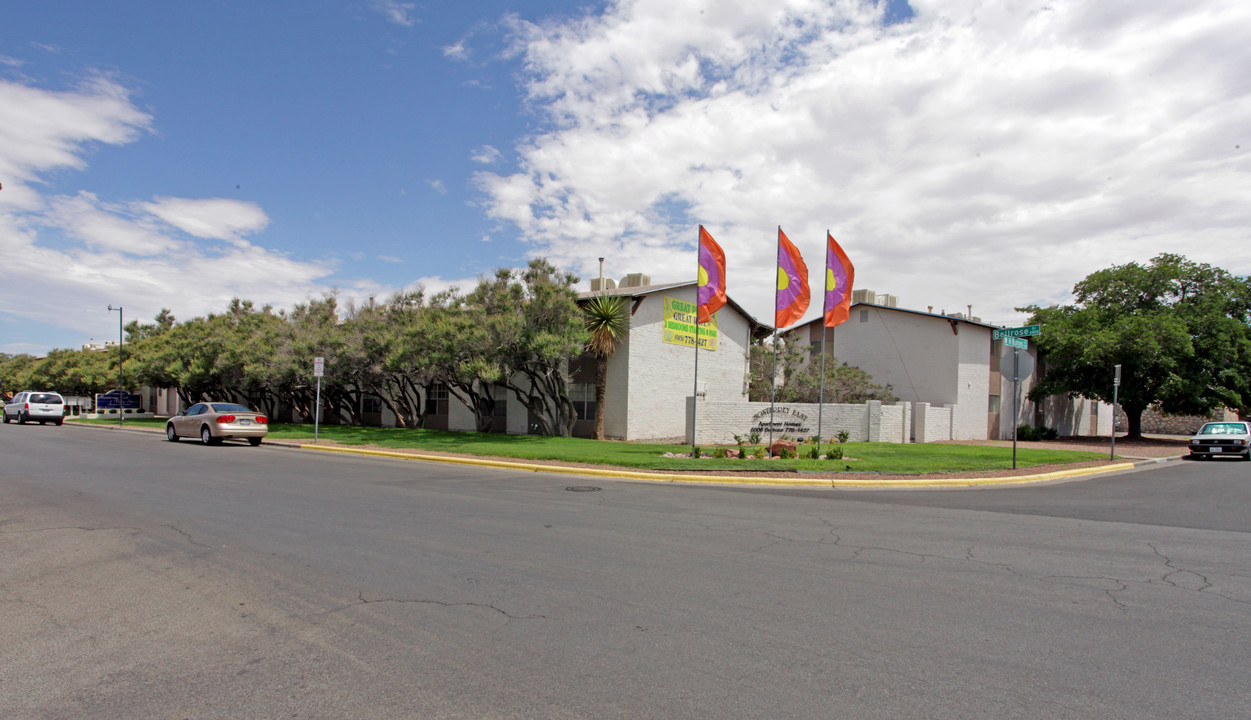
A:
2,413,9,424
166,424,180,442
200,425,216,446
18,412,26,425
55,419,63,426
248,437,262,447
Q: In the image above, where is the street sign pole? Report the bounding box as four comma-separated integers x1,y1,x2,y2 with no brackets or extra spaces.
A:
1111,364,1121,460
313,357,324,443
1012,348,1019,470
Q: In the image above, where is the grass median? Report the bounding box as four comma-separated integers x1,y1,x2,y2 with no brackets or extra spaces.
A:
72,418,1110,474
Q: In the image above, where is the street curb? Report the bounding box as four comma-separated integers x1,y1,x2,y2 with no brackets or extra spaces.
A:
59,422,1166,488
299,443,1143,488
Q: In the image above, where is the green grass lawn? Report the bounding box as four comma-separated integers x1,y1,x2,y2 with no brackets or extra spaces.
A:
70,418,1109,473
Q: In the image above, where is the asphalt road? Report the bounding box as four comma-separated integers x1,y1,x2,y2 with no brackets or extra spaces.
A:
2,423,1249,719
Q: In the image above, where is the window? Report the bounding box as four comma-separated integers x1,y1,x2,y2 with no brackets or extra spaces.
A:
363,396,383,414
988,395,1000,414
570,383,596,421
492,385,507,418
425,383,449,416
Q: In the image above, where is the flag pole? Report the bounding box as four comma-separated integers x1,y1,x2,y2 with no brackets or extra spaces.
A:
818,325,828,445
692,228,702,458
818,228,829,445
768,226,781,457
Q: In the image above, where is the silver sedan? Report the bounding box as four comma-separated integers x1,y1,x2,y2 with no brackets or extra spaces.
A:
166,402,269,446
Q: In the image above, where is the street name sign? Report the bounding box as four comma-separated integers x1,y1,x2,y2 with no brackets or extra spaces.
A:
993,324,1041,340
1003,336,1028,350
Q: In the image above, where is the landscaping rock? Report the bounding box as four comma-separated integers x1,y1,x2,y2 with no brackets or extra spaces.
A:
769,439,797,457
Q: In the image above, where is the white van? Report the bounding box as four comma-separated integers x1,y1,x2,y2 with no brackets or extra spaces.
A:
3,391,67,425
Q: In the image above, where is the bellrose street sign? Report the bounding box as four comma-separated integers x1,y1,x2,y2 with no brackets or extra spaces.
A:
993,324,1041,340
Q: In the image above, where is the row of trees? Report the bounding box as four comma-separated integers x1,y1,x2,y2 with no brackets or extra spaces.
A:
1,260,597,436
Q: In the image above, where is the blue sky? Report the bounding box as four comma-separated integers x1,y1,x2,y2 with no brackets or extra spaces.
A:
2,0,1248,355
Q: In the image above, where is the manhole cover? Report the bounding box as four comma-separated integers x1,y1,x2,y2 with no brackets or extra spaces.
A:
565,486,601,492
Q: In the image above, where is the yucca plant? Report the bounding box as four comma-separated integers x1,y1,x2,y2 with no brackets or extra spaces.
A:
582,294,630,440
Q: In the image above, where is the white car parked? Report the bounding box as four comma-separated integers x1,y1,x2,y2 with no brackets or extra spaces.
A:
3,391,67,425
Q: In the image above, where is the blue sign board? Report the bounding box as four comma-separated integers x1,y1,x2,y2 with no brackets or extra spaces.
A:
95,390,141,410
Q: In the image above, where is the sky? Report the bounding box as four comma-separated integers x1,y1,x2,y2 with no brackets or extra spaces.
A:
2,0,1249,356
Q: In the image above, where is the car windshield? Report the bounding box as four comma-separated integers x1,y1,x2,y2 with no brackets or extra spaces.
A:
1198,423,1249,435
210,403,252,413
31,394,62,404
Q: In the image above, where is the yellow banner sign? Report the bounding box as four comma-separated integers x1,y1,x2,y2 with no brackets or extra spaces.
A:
663,296,718,350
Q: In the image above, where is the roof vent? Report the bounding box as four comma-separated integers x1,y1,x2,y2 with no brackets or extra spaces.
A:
619,273,651,288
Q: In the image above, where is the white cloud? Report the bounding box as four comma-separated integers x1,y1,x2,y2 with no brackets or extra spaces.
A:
138,197,270,246
0,74,151,210
442,40,469,60
471,145,503,164
481,0,1251,327
428,178,448,194
371,0,417,27
0,74,379,353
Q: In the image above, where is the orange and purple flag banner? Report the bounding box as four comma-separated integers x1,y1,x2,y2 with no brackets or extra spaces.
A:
774,227,809,329
823,232,854,327
697,225,727,324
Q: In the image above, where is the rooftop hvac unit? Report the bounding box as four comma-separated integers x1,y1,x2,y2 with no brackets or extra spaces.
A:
877,293,898,307
851,289,877,304
590,277,618,292
620,273,651,288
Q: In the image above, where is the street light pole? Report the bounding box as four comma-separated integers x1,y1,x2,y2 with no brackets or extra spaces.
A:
108,305,124,426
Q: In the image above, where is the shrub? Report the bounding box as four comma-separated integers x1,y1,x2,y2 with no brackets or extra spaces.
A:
778,446,795,459
836,430,850,444
826,446,844,460
713,447,727,459
748,431,761,444
1016,425,1058,441
693,446,702,458
753,446,768,459
808,445,821,459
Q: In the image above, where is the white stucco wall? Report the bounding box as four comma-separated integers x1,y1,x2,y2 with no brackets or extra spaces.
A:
689,400,911,445
826,306,961,406
621,287,753,441
954,325,993,440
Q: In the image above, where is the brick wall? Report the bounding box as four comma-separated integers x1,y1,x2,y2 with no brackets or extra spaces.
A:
1115,406,1239,435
